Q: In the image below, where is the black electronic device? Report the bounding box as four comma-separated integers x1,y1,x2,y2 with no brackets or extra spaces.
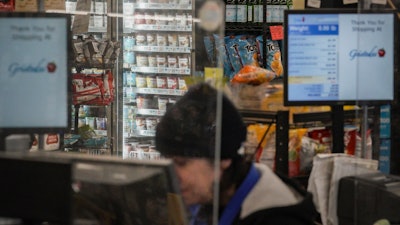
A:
283,9,396,107
0,12,72,134
0,152,73,224
337,172,400,225
71,153,188,225
305,0,390,9
0,152,189,225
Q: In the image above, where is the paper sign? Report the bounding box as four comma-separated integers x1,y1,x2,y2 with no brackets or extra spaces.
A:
15,0,38,12
204,67,224,88
269,25,283,40
72,0,91,34
45,0,66,11
343,0,358,4
292,0,305,9
307,0,321,8
371,0,387,5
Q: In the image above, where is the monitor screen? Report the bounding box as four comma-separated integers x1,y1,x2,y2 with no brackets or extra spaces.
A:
0,12,71,133
0,152,189,225
0,152,72,224
283,9,396,106
71,155,189,225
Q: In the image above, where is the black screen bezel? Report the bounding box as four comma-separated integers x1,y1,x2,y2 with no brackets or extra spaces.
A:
0,151,189,225
283,9,397,107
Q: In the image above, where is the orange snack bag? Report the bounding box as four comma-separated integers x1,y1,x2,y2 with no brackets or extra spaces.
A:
230,65,276,85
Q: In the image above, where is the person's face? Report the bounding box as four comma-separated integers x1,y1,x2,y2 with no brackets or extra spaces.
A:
171,156,231,206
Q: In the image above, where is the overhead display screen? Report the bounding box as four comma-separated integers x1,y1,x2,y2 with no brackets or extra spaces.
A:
284,9,396,106
0,13,71,132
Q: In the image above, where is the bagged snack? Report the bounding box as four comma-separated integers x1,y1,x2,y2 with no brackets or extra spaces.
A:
236,35,259,67
102,70,115,104
246,123,275,158
225,35,243,73
355,129,372,159
230,65,276,85
266,39,284,77
288,128,308,177
213,34,235,79
72,70,114,105
300,136,329,175
308,127,332,153
0,0,14,11
255,35,264,67
203,35,216,65
72,73,103,104
344,125,357,155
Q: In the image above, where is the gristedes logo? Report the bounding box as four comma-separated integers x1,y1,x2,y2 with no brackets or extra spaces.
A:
8,59,57,77
349,46,386,60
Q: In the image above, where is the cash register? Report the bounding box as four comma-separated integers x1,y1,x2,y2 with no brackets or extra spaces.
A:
337,172,400,225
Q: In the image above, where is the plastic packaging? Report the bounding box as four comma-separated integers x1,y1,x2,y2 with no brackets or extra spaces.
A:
230,65,276,85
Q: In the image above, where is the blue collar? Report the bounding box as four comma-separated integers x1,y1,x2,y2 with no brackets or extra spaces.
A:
219,163,260,225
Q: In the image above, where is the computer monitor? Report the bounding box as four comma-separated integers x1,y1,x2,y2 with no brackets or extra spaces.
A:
283,9,396,106
338,172,400,225
0,152,189,225
0,152,73,224
0,12,72,134
71,154,188,225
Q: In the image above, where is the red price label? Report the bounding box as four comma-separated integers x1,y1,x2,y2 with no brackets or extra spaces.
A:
269,25,284,40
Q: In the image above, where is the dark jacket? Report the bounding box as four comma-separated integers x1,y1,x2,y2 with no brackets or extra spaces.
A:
231,163,318,225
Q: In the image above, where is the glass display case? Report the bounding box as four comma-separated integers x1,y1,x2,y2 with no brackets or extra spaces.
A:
120,0,194,159
60,0,227,158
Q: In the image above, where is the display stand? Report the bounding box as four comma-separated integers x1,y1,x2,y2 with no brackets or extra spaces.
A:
360,105,369,158
0,132,7,151
294,104,379,160
316,105,372,155
330,105,345,154
239,110,289,175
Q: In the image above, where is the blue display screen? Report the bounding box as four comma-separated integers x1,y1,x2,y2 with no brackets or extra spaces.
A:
284,10,396,106
0,13,71,132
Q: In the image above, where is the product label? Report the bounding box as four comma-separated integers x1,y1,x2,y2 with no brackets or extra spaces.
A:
380,105,391,138
379,139,391,174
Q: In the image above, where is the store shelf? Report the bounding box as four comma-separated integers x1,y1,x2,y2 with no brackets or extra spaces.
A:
225,22,274,33
225,23,264,32
133,3,192,10
291,107,380,155
239,109,282,124
292,107,376,126
124,129,156,138
87,27,107,33
239,109,289,176
135,129,156,137
121,1,194,148
124,24,192,33
135,87,187,96
238,108,379,178
130,45,191,53
73,62,115,70
136,108,166,116
94,130,107,136
130,66,191,75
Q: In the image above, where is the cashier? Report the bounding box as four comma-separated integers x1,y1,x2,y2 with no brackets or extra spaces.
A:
155,82,317,225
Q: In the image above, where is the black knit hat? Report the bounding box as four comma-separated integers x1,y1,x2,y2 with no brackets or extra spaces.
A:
155,82,247,159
